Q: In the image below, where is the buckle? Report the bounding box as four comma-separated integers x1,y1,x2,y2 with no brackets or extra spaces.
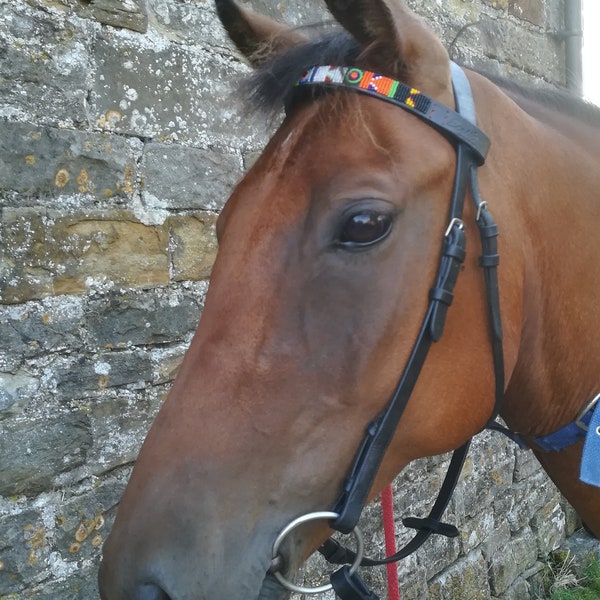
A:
444,217,465,238
575,393,600,432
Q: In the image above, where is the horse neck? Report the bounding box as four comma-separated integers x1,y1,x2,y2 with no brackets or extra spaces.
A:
480,82,600,435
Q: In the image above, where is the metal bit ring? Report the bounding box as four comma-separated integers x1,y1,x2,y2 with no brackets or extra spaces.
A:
270,511,364,595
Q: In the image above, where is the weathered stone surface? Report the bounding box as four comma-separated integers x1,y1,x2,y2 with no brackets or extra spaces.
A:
428,550,490,599
170,212,219,281
0,371,39,414
141,143,241,211
90,29,257,147
0,121,141,204
488,527,538,594
56,351,153,399
1,208,170,303
0,472,128,597
85,388,166,472
90,0,148,33
532,500,566,555
0,3,95,127
0,412,92,496
86,289,200,348
0,296,84,370
509,0,545,26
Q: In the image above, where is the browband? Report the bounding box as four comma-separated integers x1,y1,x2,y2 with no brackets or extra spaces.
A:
293,65,490,165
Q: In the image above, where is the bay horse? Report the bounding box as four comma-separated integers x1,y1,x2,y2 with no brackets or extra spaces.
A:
98,0,600,598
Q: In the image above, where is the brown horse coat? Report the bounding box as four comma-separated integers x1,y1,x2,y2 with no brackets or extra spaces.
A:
99,1,600,598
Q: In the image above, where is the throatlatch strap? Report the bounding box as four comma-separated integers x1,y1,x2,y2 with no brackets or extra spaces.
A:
319,441,470,568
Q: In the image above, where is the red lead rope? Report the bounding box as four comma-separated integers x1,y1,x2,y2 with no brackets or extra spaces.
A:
381,484,401,600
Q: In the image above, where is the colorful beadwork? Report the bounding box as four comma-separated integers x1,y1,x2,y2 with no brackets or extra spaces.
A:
296,66,432,115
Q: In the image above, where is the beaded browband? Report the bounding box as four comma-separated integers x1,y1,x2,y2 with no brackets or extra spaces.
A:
294,65,490,165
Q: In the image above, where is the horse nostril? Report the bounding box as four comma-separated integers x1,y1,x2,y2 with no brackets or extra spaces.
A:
133,583,172,600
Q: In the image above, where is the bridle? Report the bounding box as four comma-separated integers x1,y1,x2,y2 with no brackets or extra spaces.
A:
269,62,505,599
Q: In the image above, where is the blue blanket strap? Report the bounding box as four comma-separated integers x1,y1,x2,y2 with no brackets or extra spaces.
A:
580,399,600,487
531,404,596,452
505,394,600,488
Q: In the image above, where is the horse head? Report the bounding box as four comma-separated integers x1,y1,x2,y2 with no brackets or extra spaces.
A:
99,0,600,597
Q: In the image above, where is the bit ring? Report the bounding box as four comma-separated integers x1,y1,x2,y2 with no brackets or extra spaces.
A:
271,511,364,595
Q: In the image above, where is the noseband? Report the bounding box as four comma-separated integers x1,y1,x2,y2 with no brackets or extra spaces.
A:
272,63,505,598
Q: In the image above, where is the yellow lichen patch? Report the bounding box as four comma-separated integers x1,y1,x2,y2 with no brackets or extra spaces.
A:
75,519,97,543
106,110,121,127
42,313,52,324
103,188,114,197
117,164,135,195
24,525,46,565
69,542,81,554
91,534,103,548
76,169,95,193
95,515,105,530
97,374,110,389
97,109,122,130
0,559,4,570
55,168,70,188
25,155,35,165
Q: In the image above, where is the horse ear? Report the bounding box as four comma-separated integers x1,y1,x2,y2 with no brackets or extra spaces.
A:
323,0,452,100
215,0,308,67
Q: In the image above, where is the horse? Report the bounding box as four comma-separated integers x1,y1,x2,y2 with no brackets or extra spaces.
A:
98,0,600,598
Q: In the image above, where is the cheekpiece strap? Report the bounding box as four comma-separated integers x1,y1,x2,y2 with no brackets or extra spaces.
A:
294,65,490,165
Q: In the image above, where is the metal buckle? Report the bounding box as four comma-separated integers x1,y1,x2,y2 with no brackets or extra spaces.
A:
476,201,488,222
575,393,600,432
444,217,465,238
270,511,364,595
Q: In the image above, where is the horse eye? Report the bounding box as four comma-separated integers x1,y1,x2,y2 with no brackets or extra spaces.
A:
338,210,393,248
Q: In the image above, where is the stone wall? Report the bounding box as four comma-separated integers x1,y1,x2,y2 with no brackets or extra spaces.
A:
0,0,576,598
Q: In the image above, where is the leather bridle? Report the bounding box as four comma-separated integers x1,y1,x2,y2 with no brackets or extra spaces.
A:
271,62,506,599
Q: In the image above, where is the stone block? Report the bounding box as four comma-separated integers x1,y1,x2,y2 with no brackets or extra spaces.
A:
488,527,538,595
0,412,92,497
499,576,533,600
481,517,511,560
501,470,556,533
0,3,94,127
509,0,545,26
90,0,148,33
91,29,260,147
152,346,187,384
418,530,461,581
531,500,566,555
461,510,496,553
0,471,129,596
0,121,141,204
85,387,166,472
428,550,491,600
141,143,240,211
86,289,200,348
513,447,541,481
55,350,153,399
0,508,43,595
0,297,85,370
1,208,169,303
170,212,219,281
0,370,39,415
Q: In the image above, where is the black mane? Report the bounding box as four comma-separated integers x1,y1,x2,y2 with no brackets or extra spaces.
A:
242,29,360,118
243,29,600,127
